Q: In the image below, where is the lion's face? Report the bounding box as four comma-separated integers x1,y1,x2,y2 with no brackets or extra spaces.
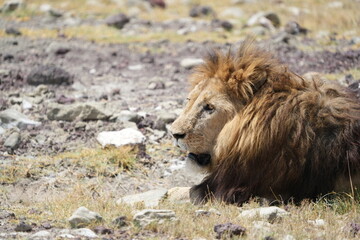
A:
171,77,239,172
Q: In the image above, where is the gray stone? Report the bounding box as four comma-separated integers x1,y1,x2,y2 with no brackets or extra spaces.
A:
27,65,73,86
149,129,166,142
133,209,176,227
157,111,177,124
0,126,5,135
283,234,295,240
284,21,307,35
214,223,246,239
220,7,244,18
249,26,268,36
239,207,289,222
166,187,190,203
245,11,280,29
105,13,130,29
112,216,127,227
2,0,23,12
14,222,32,232
72,228,98,238
122,121,138,129
0,109,41,129
46,42,71,55
97,128,145,148
68,206,103,228
148,81,165,90
47,103,109,121
189,5,214,18
180,58,204,69
22,99,33,110
117,188,167,207
5,27,21,36
4,132,21,149
29,230,51,239
115,110,140,123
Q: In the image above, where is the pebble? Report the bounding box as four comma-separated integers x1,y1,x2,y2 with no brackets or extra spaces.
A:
0,109,41,129
128,64,143,71
29,230,51,239
68,206,103,228
27,65,73,86
97,128,146,148
133,209,177,227
284,21,307,35
2,0,23,12
283,234,296,240
46,42,71,55
308,219,326,227
4,132,21,149
14,222,32,232
180,58,204,69
246,11,281,29
239,206,289,222
105,13,130,29
214,222,246,239
112,216,127,228
117,188,167,207
148,81,165,90
47,103,109,121
71,228,98,238
93,226,113,235
115,110,141,123
189,5,214,18
0,126,5,135
5,27,21,36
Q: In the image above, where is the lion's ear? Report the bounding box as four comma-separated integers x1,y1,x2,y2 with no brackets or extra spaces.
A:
227,64,267,102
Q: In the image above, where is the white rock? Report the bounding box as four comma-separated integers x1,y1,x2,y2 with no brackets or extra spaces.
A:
39,4,51,12
29,230,51,239
133,209,176,227
72,228,98,238
220,7,244,18
58,233,76,239
252,220,272,235
180,58,204,69
128,64,143,71
2,0,23,12
22,99,33,110
117,188,168,207
166,187,190,203
0,126,5,135
97,128,145,148
283,234,295,240
68,206,103,228
239,206,289,222
308,219,326,227
0,109,41,129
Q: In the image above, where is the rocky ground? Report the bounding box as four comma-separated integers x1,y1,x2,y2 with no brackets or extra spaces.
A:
1,0,360,239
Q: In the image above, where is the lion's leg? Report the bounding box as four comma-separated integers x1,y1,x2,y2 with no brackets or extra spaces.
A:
189,179,212,205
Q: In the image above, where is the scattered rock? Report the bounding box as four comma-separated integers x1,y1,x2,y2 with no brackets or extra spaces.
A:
0,210,16,219
29,230,51,239
133,209,176,227
252,221,272,235
239,207,289,222
105,13,130,29
308,219,326,227
147,0,166,8
68,206,103,228
72,228,98,238
117,188,167,207
5,27,21,36
157,111,177,124
97,128,146,148
166,187,190,203
343,221,360,237
128,64,143,71
148,81,165,90
46,42,71,55
195,209,221,217
47,103,109,121
115,110,141,123
0,126,5,135
245,11,281,30
149,129,166,142
283,234,296,240
214,222,246,239
22,99,33,110
284,21,307,35
211,19,233,31
14,222,32,232
27,65,73,86
4,131,21,149
112,216,127,228
180,58,204,69
0,109,41,129
189,5,214,18
2,0,23,12
93,226,113,235
41,222,52,229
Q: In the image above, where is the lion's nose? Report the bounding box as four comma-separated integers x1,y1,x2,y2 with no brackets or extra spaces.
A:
172,132,186,140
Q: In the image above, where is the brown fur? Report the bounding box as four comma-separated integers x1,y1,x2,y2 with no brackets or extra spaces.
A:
171,40,360,205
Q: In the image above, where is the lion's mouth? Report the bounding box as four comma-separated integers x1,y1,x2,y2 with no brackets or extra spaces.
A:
187,153,211,166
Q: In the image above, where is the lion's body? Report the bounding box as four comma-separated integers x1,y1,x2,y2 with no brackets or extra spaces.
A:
171,41,360,205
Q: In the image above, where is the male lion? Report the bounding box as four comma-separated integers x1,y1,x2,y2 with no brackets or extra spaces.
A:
171,40,360,205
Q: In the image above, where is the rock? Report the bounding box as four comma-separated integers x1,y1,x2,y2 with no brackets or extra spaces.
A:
180,58,204,69
93,226,113,235
117,188,167,207
284,21,307,35
2,0,23,12
105,13,130,29
249,26,268,36
5,27,21,36
211,19,233,31
123,121,138,129
308,219,326,227
47,103,109,121
133,209,176,227
148,81,165,90
0,109,41,129
14,222,32,232
149,129,166,142
68,206,103,228
157,111,177,124
97,128,145,148
29,230,51,239
0,210,16,219
112,216,127,228
214,222,246,239
115,110,141,123
46,42,71,55
22,99,33,110
4,132,21,149
0,126,5,135
148,0,165,8
41,222,52,229
72,228,98,238
189,5,214,18
239,207,289,222
283,234,295,240
166,187,190,203
245,11,281,29
27,65,73,86
195,209,221,217
128,64,143,71
343,221,360,237
252,221,272,235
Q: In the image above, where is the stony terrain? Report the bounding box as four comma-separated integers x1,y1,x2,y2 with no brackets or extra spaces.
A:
1,0,360,239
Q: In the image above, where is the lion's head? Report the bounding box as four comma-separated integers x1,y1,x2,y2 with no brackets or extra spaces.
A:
171,41,278,172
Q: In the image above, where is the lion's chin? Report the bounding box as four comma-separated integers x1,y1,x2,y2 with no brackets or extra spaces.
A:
187,153,211,166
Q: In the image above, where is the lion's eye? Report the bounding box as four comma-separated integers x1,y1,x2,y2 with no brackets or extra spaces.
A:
203,104,214,112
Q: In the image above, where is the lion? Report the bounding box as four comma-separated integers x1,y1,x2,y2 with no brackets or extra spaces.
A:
171,40,360,205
